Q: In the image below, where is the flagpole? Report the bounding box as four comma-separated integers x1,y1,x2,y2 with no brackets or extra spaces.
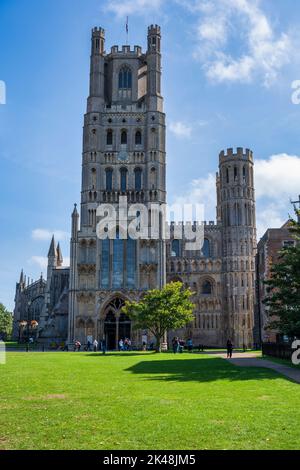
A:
126,16,129,45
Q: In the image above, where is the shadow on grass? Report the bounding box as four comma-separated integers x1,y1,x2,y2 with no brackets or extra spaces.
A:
125,357,281,383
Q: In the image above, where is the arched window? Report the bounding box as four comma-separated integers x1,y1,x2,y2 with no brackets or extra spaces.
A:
106,168,113,191
120,168,128,192
100,231,136,289
135,130,142,146
234,166,238,182
106,130,113,146
91,168,96,189
202,238,210,257
118,66,132,100
134,168,142,191
226,168,230,184
150,167,156,189
121,130,127,145
202,280,212,295
119,66,132,89
171,240,180,257
243,166,246,182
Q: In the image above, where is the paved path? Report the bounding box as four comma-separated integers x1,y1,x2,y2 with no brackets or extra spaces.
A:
207,351,300,384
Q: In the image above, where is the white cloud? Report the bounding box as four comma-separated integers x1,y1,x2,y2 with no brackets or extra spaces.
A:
28,256,48,270
62,257,70,268
172,173,217,221
254,153,300,236
169,121,193,138
105,0,163,18
255,154,300,199
256,203,286,240
28,255,70,272
32,229,69,242
191,0,293,86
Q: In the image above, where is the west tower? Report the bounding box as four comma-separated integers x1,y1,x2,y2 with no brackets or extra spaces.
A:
68,26,166,348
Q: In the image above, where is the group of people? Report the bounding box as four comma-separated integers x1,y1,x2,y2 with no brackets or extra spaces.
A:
73,339,107,354
172,337,194,354
118,338,132,351
72,337,234,357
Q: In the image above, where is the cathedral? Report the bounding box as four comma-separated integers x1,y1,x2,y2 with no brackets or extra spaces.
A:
13,25,257,349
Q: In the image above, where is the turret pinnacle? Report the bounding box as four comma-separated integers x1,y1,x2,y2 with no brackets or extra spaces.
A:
56,243,63,267
48,235,56,258
72,203,79,217
19,269,24,284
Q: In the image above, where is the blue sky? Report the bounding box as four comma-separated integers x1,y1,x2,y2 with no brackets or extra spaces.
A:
1,0,300,311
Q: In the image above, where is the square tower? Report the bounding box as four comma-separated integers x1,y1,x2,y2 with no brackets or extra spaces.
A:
68,26,166,349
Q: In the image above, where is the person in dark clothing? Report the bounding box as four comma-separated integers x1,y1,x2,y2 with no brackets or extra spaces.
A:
101,339,107,355
227,339,233,358
172,337,179,354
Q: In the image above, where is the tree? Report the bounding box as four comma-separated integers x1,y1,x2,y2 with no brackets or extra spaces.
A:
263,210,300,339
122,282,195,352
0,303,13,341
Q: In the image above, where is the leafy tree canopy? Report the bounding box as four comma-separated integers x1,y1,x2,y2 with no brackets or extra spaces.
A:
122,282,195,352
0,303,13,340
264,210,300,339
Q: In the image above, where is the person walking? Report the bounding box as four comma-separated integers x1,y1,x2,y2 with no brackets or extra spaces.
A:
227,339,233,359
93,339,98,352
119,339,124,351
187,338,193,352
172,337,179,354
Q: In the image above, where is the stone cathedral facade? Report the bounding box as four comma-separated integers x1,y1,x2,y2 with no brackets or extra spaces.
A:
13,26,257,349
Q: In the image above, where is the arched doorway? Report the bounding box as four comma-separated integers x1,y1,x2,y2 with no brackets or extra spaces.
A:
103,298,131,350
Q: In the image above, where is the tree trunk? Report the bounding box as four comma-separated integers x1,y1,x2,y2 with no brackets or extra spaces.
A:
155,336,162,353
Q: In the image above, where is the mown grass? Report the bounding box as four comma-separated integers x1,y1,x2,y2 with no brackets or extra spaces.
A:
0,352,299,450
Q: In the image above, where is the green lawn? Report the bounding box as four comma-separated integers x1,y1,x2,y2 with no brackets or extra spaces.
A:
0,352,299,450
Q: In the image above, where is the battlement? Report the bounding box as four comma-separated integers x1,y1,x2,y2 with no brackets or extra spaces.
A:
148,24,161,35
109,45,143,56
169,220,219,230
92,27,105,37
219,147,253,162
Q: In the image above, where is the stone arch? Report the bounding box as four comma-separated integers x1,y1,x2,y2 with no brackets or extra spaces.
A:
99,294,132,350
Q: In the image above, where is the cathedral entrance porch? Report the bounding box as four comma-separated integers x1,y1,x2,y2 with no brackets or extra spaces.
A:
102,298,131,350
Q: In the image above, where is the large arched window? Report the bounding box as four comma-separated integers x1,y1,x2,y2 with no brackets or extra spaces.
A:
120,168,128,192
106,129,113,146
118,66,132,100
135,130,142,146
134,168,142,191
202,280,212,295
119,66,132,89
106,168,113,191
100,230,137,289
202,238,210,257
